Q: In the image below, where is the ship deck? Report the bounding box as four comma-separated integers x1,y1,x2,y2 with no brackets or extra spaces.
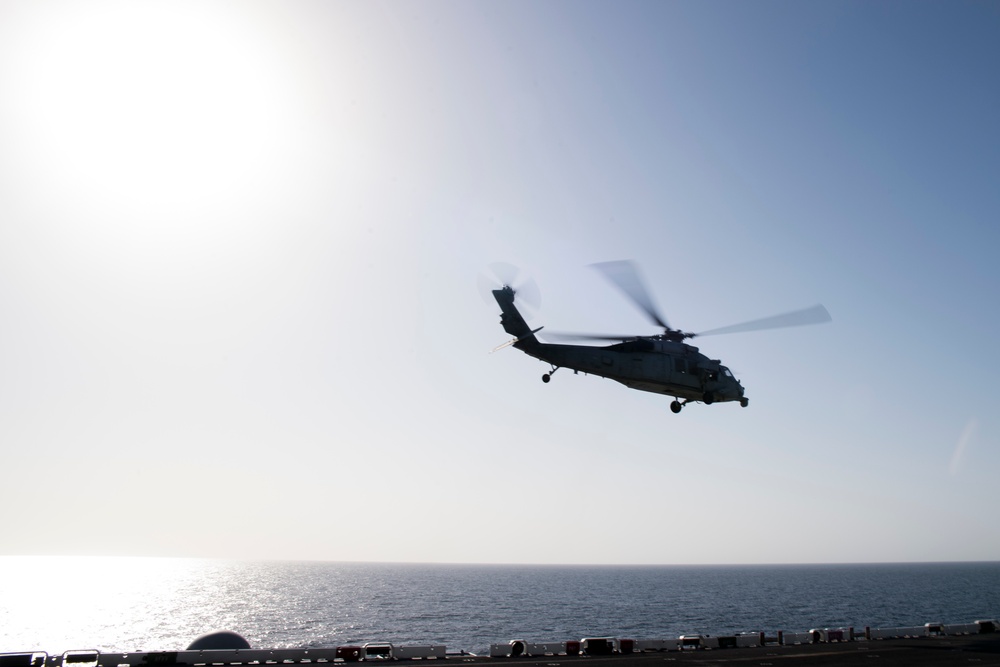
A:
470,634,1000,666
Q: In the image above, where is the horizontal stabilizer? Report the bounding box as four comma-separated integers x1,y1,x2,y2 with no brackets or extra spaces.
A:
492,327,544,353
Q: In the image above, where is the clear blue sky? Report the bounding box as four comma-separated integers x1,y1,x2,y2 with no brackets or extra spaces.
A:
1,0,998,564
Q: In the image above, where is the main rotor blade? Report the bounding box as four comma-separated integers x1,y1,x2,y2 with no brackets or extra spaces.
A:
696,304,832,337
543,331,640,343
591,260,670,330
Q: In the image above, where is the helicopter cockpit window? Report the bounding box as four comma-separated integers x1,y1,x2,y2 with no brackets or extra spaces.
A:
723,368,733,378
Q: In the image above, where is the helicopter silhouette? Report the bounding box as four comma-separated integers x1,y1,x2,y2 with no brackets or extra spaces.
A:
489,260,831,413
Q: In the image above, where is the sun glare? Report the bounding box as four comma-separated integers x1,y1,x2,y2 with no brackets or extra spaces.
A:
5,2,308,260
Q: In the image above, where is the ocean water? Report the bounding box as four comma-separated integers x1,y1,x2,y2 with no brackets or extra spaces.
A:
1,558,998,655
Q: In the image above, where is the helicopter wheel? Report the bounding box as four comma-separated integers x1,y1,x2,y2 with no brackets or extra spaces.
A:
703,391,715,405
670,400,682,414
740,397,749,408
542,373,551,383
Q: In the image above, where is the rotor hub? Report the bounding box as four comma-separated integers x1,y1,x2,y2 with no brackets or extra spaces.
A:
657,329,695,343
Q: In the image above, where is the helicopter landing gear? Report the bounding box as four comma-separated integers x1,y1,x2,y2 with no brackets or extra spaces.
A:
670,398,693,413
703,391,716,405
740,397,749,408
542,366,560,383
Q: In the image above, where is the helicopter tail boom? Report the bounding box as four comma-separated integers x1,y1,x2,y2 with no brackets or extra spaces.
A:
493,286,540,347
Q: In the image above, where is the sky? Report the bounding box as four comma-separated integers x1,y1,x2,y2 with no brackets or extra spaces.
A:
1,0,998,566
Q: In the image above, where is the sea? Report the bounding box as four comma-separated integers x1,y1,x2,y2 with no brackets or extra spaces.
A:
1,558,998,656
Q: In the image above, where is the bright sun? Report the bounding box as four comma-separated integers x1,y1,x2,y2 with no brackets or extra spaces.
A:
5,1,309,259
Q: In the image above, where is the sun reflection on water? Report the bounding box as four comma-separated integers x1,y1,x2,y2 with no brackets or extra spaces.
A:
0,556,237,653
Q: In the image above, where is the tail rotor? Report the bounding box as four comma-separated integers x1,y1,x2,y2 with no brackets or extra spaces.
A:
478,262,541,314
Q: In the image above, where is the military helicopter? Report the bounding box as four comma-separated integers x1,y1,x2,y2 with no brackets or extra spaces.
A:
488,260,831,413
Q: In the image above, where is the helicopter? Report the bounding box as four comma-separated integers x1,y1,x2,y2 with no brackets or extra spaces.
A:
489,260,831,413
